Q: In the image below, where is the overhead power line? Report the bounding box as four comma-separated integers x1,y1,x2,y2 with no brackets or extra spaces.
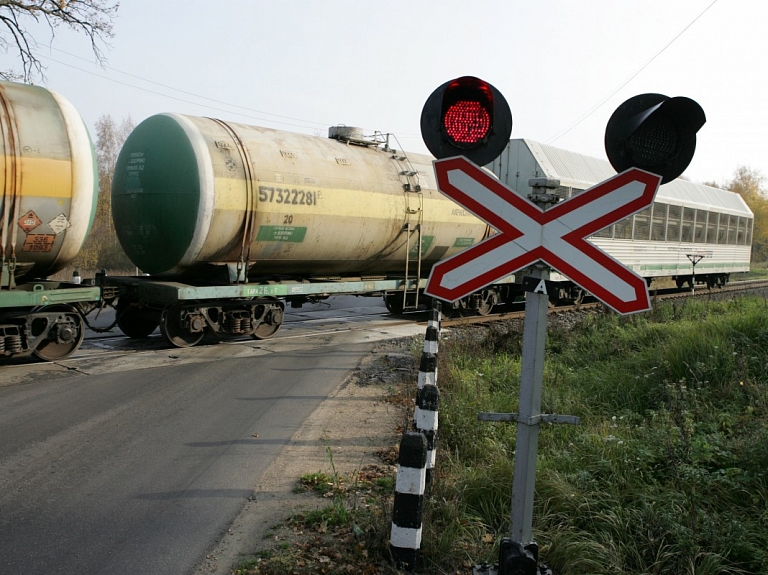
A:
34,45,333,131
547,0,720,145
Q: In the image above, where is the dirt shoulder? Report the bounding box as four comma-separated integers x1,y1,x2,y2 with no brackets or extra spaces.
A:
194,337,418,575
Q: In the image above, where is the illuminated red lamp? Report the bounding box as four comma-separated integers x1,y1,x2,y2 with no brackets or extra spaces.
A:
421,76,511,165
443,99,491,146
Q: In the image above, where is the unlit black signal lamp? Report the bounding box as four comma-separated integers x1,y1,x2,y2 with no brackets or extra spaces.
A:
605,93,706,184
421,76,512,165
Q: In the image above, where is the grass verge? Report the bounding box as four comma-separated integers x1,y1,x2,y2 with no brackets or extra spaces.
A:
238,295,768,574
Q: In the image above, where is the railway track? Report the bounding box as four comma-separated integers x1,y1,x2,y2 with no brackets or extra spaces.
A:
80,278,768,346
9,278,766,366
432,278,768,329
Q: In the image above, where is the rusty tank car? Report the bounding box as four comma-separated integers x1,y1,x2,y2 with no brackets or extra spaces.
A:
0,80,100,360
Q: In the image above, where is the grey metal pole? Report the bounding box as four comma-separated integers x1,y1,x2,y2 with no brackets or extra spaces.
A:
472,178,578,574
510,263,549,543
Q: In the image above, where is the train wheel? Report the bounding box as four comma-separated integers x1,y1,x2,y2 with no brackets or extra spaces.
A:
160,304,205,348
252,307,284,340
676,276,693,290
384,294,405,315
32,305,85,361
475,298,493,316
117,306,160,338
548,290,563,308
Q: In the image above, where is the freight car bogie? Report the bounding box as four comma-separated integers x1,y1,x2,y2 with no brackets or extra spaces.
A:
543,283,587,307
0,303,86,360
440,288,502,316
155,297,285,348
674,273,729,290
160,304,206,347
707,274,728,289
30,305,86,361
0,278,101,361
251,303,285,339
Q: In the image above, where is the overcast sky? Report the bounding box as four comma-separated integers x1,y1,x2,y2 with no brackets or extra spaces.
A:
5,0,765,186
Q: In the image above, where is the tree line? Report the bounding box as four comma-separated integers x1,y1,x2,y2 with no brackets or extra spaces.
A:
69,114,135,273
710,167,768,263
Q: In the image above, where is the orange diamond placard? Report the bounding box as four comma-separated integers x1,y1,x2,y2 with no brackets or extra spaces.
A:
18,210,42,233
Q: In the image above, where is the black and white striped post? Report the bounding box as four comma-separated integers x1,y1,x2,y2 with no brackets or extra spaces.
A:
389,301,441,570
414,384,439,482
390,431,428,570
414,300,441,479
417,300,440,388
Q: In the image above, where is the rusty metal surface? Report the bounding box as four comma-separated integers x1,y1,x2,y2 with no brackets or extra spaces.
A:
0,80,97,283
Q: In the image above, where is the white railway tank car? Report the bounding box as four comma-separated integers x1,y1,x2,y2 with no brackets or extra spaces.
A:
489,139,752,300
0,80,101,361
111,119,491,280
0,80,98,282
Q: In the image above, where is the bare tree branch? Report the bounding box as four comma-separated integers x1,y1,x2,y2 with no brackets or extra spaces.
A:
0,0,118,82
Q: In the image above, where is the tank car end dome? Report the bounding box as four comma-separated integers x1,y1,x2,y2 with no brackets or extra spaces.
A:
0,80,97,280
112,114,206,275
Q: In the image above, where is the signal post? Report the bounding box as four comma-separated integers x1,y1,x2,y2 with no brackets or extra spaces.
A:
418,75,705,574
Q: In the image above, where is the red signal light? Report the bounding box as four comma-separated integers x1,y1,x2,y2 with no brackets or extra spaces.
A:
421,75,512,165
443,100,491,146
440,77,494,149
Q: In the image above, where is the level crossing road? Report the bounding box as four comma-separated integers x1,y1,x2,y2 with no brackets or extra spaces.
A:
0,297,421,574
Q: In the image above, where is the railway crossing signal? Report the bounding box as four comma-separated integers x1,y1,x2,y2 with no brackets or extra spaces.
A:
605,93,706,184
423,157,662,315
420,76,512,166
420,77,705,575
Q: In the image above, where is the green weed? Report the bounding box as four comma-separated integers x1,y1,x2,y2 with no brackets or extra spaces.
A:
423,296,768,574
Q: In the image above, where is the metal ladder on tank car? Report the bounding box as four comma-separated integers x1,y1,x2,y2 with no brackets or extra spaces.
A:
389,146,423,312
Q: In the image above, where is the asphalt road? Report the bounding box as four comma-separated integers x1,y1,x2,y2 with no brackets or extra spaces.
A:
0,297,420,574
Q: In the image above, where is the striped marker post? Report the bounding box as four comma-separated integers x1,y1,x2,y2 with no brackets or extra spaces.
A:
414,384,439,482
390,431,428,570
415,301,441,480
417,303,441,389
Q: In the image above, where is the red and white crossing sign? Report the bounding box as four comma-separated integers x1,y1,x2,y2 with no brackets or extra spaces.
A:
424,157,663,315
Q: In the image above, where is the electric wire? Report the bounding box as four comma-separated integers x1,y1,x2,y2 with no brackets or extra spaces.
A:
547,0,720,145
32,46,334,131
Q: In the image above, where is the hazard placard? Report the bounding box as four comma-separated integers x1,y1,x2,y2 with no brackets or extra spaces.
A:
22,234,56,252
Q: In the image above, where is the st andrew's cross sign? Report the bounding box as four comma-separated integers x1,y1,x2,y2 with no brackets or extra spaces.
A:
424,157,663,315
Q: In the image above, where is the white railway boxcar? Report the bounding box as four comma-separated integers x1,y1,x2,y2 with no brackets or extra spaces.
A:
489,139,752,297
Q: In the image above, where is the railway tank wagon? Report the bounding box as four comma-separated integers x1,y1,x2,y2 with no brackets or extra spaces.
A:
0,80,100,360
489,139,753,301
110,118,497,345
